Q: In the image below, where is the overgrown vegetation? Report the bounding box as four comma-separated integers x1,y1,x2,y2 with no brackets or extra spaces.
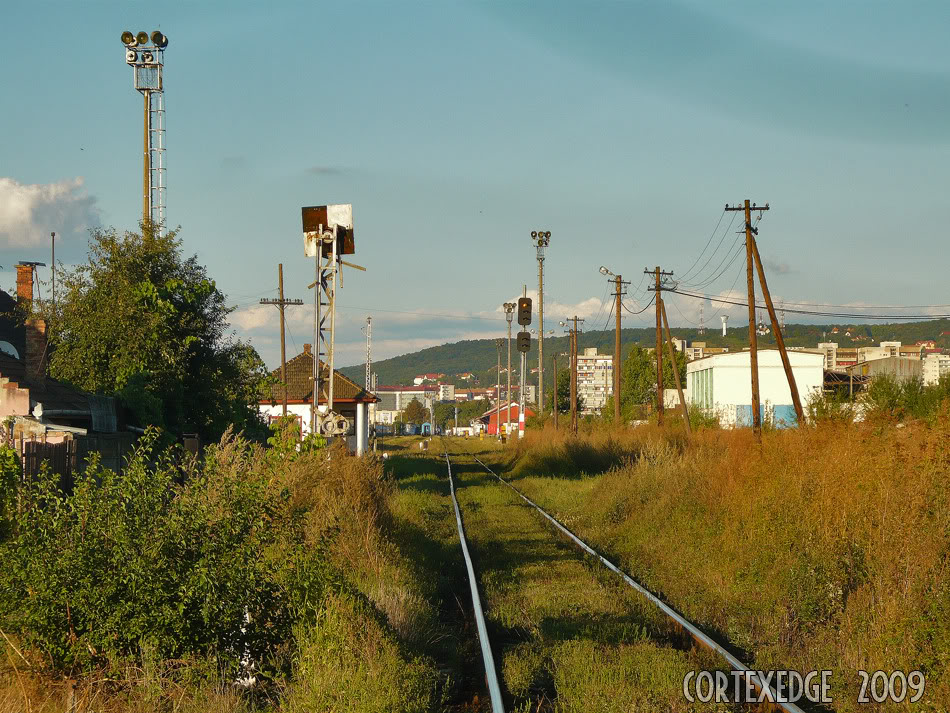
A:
0,423,445,712
500,419,950,710
40,225,269,442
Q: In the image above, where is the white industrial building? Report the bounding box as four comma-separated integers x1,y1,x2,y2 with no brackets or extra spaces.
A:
687,349,824,428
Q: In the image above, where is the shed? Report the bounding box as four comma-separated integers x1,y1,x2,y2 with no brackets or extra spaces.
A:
686,349,824,428
259,344,378,455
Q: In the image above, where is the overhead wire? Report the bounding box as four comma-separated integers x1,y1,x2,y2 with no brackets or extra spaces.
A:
677,208,726,283
670,289,950,320
677,211,738,288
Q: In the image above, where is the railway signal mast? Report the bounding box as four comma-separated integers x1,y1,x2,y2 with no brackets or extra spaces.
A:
120,30,168,235
302,204,363,438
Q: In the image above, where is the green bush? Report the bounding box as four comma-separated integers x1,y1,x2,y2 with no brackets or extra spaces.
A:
0,429,334,678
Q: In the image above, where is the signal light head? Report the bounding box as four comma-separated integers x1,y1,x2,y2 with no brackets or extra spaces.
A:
136,31,149,45
121,30,136,45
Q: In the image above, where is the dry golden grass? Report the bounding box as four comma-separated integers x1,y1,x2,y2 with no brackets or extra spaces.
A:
501,417,950,711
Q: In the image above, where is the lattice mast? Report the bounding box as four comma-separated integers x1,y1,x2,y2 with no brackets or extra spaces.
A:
121,30,168,236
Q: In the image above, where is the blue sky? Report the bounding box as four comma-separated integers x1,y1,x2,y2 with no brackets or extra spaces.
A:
2,1,949,369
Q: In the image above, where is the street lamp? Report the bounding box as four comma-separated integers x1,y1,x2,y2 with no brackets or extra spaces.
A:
531,230,551,420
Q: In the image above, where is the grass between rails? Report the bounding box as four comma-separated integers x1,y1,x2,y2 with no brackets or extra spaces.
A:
493,421,950,712
386,437,734,712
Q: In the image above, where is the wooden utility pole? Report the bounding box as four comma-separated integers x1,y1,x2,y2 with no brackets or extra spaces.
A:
750,236,804,424
726,200,768,434
568,316,584,435
612,274,630,423
646,267,674,425
261,264,303,416
659,298,691,434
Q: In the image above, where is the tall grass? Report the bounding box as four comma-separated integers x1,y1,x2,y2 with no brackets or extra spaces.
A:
501,417,950,710
0,429,444,712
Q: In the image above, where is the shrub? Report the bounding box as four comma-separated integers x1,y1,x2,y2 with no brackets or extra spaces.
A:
0,429,331,679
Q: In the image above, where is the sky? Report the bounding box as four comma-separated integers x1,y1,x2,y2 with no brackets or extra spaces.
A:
2,1,949,371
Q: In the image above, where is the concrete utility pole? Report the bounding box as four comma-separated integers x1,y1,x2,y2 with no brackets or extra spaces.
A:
531,231,551,420
726,200,768,434
260,264,303,416
495,338,504,440
365,316,372,390
646,267,674,425
504,303,515,437
552,351,559,430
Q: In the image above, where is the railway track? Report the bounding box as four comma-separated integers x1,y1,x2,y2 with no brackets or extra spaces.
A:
441,438,810,713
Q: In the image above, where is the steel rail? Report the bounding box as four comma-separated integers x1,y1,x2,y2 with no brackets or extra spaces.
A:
444,452,505,713
470,453,806,713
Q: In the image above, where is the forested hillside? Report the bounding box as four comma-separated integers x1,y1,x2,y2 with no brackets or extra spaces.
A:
339,318,950,386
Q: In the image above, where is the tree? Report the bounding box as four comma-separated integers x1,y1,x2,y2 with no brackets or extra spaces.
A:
402,399,428,425
546,367,581,414
606,345,687,422
41,225,269,442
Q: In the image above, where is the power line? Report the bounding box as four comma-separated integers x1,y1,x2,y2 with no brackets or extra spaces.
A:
671,288,950,320
621,293,656,315
678,208,725,282
678,211,739,288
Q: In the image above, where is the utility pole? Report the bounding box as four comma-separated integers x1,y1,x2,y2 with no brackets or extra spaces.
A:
552,351,559,430
659,298,691,434
646,267,674,425
50,232,55,310
565,316,584,434
365,316,372,390
260,264,303,416
532,231,551,421
726,200,768,434
504,303,515,437
750,225,805,424
495,338,503,440
601,266,630,424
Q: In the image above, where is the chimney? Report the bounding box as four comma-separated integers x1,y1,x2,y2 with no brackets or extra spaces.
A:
16,263,34,306
303,343,311,354
25,318,47,383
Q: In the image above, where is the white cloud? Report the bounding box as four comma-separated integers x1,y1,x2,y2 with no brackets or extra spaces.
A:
0,177,100,248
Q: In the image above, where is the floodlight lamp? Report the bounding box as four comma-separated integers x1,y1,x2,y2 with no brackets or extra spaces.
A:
531,231,538,238
125,49,137,63
136,31,149,45
142,51,155,63
151,30,168,47
121,30,136,45
544,231,551,239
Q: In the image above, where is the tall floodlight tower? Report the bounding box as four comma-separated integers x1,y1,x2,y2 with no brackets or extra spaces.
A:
121,30,168,235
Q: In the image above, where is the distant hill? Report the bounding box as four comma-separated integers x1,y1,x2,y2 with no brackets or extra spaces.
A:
339,318,950,388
